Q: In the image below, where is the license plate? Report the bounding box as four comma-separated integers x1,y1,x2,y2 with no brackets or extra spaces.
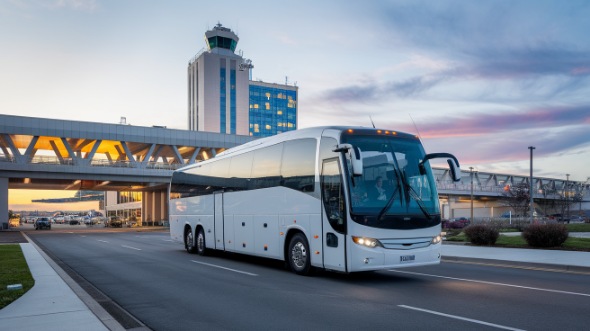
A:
400,255,415,262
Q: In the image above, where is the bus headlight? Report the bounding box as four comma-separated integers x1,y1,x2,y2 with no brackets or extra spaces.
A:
352,236,382,248
431,234,442,245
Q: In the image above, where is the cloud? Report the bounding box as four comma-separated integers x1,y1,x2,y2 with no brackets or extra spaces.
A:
410,105,590,138
4,0,98,12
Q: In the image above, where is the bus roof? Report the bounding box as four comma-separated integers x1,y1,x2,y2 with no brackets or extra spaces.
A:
175,126,417,173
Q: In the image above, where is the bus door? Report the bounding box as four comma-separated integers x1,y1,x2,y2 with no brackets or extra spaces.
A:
321,159,347,272
214,192,224,250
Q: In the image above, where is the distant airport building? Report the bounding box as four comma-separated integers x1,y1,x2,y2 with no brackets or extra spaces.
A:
187,23,298,137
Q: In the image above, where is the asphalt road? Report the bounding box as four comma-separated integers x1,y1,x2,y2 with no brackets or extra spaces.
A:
27,229,590,331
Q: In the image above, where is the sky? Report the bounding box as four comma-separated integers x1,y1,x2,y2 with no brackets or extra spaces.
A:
2,0,590,209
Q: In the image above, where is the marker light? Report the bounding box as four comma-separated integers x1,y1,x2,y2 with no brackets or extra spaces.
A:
352,236,382,248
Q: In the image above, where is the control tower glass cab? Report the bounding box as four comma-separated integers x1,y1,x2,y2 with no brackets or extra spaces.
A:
205,23,239,53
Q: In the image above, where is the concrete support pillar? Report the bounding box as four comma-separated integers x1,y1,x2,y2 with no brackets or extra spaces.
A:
0,178,7,225
143,191,153,225
160,190,168,223
152,191,161,224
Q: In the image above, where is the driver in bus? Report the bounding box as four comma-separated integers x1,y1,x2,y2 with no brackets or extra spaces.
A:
369,176,387,201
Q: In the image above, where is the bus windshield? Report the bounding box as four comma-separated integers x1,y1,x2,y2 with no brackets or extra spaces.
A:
341,133,440,230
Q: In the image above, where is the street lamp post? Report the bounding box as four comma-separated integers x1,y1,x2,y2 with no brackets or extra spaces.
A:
470,167,474,222
566,173,570,219
529,146,535,224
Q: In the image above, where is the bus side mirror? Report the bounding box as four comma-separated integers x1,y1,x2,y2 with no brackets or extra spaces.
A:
333,144,363,176
420,153,461,182
447,158,461,182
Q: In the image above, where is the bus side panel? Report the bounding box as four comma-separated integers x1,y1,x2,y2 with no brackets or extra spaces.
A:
169,214,184,243
224,214,235,251
254,215,280,259
214,193,224,250
309,213,323,268
233,215,254,254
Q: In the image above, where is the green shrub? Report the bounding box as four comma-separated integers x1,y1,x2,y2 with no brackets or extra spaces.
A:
522,223,568,248
464,224,499,245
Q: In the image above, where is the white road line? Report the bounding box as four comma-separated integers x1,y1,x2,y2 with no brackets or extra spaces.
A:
97,240,109,243
398,305,526,331
390,270,590,297
190,260,258,276
121,245,142,251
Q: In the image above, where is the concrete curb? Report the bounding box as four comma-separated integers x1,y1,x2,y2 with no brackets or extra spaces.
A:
442,256,590,275
22,232,130,331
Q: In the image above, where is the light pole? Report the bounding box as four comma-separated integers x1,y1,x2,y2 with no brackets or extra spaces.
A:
529,146,535,223
470,167,474,222
566,173,570,219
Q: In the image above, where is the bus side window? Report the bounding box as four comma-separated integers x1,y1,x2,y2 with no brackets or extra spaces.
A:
321,159,346,234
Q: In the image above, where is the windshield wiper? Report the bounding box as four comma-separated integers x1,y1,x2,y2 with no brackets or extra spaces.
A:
377,168,403,222
401,171,437,220
377,185,400,222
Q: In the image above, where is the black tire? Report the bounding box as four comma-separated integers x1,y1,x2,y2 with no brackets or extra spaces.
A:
288,233,311,275
185,228,197,254
196,227,207,256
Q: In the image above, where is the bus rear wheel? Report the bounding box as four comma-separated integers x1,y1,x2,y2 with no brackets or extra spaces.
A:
196,227,207,256
288,233,311,275
185,228,196,254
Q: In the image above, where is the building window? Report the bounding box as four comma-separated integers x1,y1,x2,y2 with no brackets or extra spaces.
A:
248,85,297,137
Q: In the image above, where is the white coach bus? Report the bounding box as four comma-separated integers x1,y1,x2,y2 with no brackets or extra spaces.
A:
169,126,460,275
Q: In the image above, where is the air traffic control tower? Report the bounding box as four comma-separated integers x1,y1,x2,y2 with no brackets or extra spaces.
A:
188,23,251,136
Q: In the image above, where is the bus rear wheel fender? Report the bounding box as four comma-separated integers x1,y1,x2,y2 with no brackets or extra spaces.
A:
184,225,196,254
286,231,312,276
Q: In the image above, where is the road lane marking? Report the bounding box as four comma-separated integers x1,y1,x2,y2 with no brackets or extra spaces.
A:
121,245,142,251
97,240,109,243
389,270,590,297
398,305,525,331
190,260,258,276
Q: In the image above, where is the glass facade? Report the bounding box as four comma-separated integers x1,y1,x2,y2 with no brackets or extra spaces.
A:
220,60,226,134
230,61,236,134
249,84,297,137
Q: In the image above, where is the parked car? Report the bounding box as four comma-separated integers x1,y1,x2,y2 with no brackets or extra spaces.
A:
105,217,123,228
34,217,51,230
569,215,585,224
448,217,471,229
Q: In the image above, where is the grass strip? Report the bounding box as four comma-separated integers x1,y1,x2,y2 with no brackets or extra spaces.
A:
0,245,35,309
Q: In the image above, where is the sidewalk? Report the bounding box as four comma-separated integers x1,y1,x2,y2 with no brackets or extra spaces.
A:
1,230,589,331
442,243,590,274
0,233,128,331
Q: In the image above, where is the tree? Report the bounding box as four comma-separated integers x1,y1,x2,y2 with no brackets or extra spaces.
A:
501,182,531,217
8,209,14,219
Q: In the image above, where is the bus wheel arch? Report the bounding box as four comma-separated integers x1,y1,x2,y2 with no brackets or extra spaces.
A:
184,225,196,254
285,230,312,276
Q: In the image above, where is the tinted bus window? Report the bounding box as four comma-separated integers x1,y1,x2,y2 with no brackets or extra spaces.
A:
282,139,316,192
251,143,283,189
228,152,253,191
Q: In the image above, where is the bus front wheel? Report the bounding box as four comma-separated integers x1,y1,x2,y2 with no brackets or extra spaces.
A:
288,233,311,275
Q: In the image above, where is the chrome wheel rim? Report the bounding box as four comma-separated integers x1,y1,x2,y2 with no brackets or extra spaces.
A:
291,242,307,269
186,231,193,249
197,232,205,253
